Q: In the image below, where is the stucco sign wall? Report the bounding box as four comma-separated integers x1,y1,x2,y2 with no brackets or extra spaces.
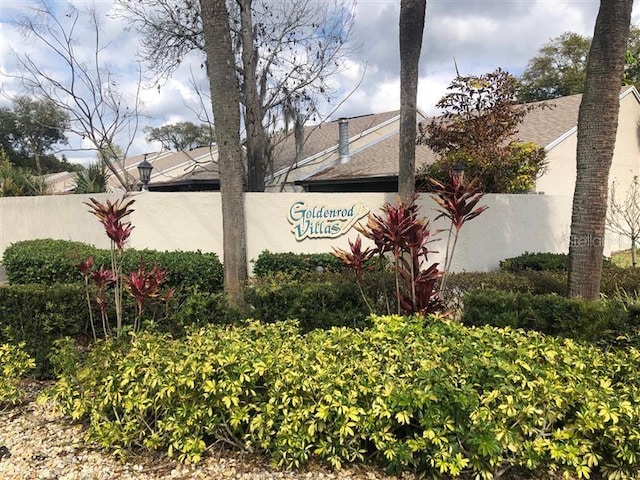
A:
287,201,370,241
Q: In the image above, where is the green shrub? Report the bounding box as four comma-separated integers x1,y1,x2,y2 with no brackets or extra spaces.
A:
461,290,640,345
0,342,35,406
252,250,343,277
500,251,612,273
2,239,223,293
2,239,98,284
0,284,96,376
0,281,247,376
518,270,567,295
171,290,242,331
499,251,569,272
600,265,640,297
120,249,223,293
244,272,374,330
47,316,640,479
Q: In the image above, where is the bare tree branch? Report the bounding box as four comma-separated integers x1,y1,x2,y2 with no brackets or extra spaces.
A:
607,177,640,268
3,1,143,190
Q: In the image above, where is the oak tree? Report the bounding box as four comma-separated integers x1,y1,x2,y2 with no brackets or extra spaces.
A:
114,0,355,191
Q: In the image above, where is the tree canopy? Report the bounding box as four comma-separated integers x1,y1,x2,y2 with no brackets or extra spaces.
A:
144,122,215,151
418,69,547,193
519,26,640,102
115,0,356,191
0,97,77,174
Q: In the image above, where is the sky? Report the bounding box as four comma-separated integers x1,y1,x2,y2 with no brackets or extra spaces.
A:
1,0,639,165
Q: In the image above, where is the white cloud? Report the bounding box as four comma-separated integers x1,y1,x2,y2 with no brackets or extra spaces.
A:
2,0,639,163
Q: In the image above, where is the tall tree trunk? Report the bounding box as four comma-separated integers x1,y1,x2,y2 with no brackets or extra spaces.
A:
568,0,633,299
398,0,426,202
240,0,268,192
201,0,248,307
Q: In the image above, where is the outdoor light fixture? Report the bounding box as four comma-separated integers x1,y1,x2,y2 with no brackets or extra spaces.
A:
452,161,466,181
137,155,153,191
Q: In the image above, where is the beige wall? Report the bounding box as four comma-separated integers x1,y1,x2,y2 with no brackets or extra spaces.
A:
537,90,640,197
2,191,626,273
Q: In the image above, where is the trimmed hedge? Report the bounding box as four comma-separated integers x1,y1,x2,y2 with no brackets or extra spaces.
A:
448,268,640,302
500,251,611,273
2,239,223,293
244,272,382,330
48,316,640,478
0,283,228,377
0,284,90,376
499,251,568,272
2,239,96,284
252,250,343,277
461,290,640,345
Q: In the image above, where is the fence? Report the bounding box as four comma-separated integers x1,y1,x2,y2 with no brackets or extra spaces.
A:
0,191,625,273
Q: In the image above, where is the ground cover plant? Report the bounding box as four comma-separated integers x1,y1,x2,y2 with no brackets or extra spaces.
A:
0,342,35,407
45,316,640,479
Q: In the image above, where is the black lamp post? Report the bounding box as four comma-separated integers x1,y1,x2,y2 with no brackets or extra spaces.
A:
137,155,153,191
452,161,465,182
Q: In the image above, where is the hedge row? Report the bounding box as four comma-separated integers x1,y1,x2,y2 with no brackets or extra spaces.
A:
47,316,640,479
252,250,344,277
2,239,223,293
0,284,228,377
499,251,612,272
244,271,392,330
462,290,640,346
0,272,383,376
447,267,640,299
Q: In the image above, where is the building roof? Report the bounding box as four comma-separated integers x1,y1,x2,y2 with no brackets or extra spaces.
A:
300,86,638,186
270,111,400,175
46,146,218,193
44,86,638,193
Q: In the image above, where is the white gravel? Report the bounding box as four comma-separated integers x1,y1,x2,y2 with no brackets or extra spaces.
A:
0,380,419,480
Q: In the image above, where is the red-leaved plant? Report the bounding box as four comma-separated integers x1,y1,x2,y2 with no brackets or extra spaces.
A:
334,196,444,316
430,173,488,292
332,235,376,312
84,196,135,337
125,262,172,333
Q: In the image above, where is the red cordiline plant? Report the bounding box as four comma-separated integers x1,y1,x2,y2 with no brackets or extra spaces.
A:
125,262,172,333
90,265,116,338
334,196,444,316
76,255,97,340
84,196,135,337
332,235,376,313
430,173,488,293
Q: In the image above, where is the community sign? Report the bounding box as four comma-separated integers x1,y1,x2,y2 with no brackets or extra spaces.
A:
287,201,370,241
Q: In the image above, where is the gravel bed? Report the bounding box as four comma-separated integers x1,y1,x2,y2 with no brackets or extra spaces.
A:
0,380,418,480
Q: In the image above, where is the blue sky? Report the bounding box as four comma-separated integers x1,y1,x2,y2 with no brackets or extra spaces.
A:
1,0,638,164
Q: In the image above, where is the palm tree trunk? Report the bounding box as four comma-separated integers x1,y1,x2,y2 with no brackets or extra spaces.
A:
398,0,426,203
568,0,633,299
